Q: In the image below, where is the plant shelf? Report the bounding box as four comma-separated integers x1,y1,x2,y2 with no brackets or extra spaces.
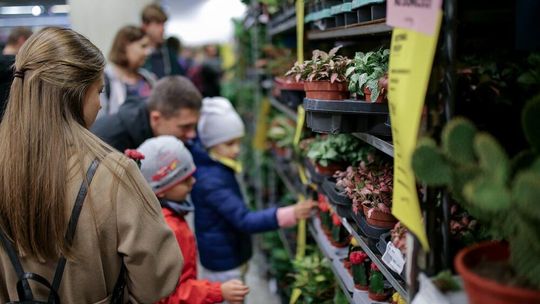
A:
307,19,392,40
352,132,394,157
342,218,409,300
268,17,297,37
269,96,298,121
304,98,391,135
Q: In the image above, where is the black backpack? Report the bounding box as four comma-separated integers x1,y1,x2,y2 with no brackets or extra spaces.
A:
0,159,126,304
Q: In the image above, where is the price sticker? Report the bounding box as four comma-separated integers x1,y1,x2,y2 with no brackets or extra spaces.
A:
382,242,406,274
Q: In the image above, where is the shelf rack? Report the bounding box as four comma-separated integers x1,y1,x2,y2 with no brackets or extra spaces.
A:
307,20,392,40
342,218,408,300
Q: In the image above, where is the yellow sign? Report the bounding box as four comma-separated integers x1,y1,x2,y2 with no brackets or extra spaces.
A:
388,12,443,251
296,0,304,63
293,105,305,147
252,97,271,151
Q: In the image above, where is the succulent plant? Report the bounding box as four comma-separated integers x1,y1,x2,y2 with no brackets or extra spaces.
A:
411,95,540,288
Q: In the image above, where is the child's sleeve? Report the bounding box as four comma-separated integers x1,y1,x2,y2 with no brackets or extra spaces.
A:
203,179,280,233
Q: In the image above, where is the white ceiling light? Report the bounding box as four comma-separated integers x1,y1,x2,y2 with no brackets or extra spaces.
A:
31,6,43,16
0,6,34,15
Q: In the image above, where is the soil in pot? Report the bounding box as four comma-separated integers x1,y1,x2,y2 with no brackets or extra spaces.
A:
455,241,540,304
368,291,390,301
304,81,349,100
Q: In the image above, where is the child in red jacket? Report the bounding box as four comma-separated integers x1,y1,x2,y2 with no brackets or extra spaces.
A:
137,135,249,304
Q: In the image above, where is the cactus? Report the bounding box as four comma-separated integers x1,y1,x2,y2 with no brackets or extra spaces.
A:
522,94,540,153
412,138,452,186
442,118,477,165
412,95,540,288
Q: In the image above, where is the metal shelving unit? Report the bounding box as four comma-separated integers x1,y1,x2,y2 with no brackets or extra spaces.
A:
342,218,408,300
352,133,394,157
268,17,297,37
307,20,392,40
269,96,298,121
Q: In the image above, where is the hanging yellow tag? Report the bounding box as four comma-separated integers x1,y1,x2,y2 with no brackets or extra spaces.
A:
293,105,306,147
295,194,307,260
296,0,304,63
289,289,302,304
388,12,443,251
252,97,271,151
296,163,309,185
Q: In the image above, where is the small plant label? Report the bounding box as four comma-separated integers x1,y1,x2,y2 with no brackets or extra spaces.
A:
382,242,405,274
387,0,443,35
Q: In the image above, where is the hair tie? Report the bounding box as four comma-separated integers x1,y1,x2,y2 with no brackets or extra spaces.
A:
13,70,25,79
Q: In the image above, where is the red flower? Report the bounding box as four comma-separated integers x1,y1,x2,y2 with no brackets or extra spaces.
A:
349,251,368,264
332,213,341,226
124,149,145,161
318,195,330,212
371,262,379,271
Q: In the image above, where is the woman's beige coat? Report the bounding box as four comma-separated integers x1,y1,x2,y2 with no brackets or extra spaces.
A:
0,153,183,303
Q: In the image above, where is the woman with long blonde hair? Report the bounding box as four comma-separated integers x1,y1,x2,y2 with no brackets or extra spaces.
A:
0,27,182,303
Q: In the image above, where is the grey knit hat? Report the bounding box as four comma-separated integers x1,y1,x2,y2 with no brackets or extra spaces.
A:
198,97,245,148
137,135,196,195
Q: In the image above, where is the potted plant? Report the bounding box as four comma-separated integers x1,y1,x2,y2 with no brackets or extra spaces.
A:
345,49,390,103
411,95,540,303
349,250,370,290
291,251,336,303
369,263,390,301
330,213,351,248
318,193,332,235
285,45,351,100
267,115,295,158
307,134,367,176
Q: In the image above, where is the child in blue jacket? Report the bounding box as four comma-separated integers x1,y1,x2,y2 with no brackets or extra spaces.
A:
190,97,315,283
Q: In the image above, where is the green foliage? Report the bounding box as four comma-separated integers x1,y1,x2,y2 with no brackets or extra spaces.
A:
411,138,452,186
267,115,295,148
433,270,461,292
442,118,477,165
292,251,336,303
306,134,373,167
345,49,390,102
369,269,385,294
352,263,368,286
285,46,351,83
522,94,540,153
411,95,540,288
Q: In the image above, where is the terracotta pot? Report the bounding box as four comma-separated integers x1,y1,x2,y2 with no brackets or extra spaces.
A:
355,284,369,291
363,205,397,229
304,81,349,100
363,87,384,103
368,291,390,301
330,235,351,248
455,241,540,304
315,161,347,176
275,77,305,91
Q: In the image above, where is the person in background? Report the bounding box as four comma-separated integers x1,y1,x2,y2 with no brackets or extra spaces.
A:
0,27,182,303
91,76,201,152
100,25,157,116
0,26,32,120
141,4,184,78
189,97,316,283
200,44,222,98
137,136,250,304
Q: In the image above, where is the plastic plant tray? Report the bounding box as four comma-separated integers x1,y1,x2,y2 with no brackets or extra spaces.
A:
304,158,326,186
322,177,354,219
352,210,391,240
304,98,390,135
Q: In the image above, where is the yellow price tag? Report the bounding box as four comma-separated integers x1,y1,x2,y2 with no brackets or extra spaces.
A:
296,163,309,186
252,97,271,151
388,12,443,251
289,288,302,304
296,0,304,63
293,105,305,147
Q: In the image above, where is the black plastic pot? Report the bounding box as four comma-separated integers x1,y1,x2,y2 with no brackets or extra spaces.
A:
280,89,305,109
352,210,391,239
303,98,391,135
322,177,353,219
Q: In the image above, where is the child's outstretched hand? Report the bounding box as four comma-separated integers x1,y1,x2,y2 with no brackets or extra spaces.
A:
221,279,249,303
294,199,316,220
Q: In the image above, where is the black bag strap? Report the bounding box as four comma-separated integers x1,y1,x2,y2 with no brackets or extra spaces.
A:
0,158,100,303
48,159,100,302
109,263,126,304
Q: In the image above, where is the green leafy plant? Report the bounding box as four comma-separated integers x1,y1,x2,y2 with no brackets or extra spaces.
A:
411,95,540,288
267,115,295,148
345,49,390,102
307,134,370,167
285,45,351,83
291,250,336,303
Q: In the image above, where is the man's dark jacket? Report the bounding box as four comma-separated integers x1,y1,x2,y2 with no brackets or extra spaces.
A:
91,97,153,152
